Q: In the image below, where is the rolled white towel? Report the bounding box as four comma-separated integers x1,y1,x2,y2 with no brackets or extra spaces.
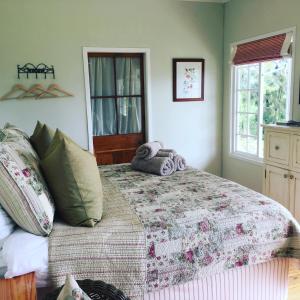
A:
131,156,175,176
173,154,186,171
136,141,162,160
156,149,177,159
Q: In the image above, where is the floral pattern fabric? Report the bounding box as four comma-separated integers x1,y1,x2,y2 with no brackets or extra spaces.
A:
0,141,54,236
100,164,300,294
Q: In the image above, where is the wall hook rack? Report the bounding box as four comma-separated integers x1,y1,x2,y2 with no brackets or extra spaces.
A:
17,63,55,79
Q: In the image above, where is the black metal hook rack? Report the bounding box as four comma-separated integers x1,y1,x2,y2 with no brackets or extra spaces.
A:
17,63,55,79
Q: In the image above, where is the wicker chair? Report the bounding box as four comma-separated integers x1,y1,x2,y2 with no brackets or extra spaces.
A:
44,279,130,300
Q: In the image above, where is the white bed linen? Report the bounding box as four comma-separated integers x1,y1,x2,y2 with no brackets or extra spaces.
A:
2,228,49,287
145,258,290,300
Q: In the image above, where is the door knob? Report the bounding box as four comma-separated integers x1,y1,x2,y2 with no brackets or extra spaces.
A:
284,174,288,178
290,175,294,180
275,145,280,150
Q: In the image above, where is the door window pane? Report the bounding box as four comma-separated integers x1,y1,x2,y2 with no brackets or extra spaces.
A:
116,57,141,96
89,57,115,97
92,98,117,136
117,97,142,134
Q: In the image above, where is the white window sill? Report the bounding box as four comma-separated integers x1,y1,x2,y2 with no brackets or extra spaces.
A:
229,152,264,167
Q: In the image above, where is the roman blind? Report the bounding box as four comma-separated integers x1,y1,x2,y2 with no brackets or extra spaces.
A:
232,32,293,65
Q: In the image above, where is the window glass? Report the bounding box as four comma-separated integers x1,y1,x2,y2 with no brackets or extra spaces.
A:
232,58,291,160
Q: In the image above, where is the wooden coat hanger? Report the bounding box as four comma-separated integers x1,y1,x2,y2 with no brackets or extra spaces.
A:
0,84,28,100
17,84,58,99
44,84,74,97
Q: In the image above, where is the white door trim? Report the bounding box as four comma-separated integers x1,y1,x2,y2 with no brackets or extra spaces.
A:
82,47,152,152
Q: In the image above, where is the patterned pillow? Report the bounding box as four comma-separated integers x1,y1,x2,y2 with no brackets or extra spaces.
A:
0,123,38,159
0,143,54,236
0,123,30,142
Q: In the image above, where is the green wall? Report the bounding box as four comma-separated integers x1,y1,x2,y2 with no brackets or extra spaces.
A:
0,0,224,174
223,0,300,191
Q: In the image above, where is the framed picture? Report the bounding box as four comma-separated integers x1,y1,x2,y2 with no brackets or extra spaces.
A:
173,58,205,102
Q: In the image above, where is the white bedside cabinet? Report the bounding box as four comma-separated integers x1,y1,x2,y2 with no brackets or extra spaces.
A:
263,124,300,222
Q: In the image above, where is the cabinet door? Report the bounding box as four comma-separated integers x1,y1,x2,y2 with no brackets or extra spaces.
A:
292,135,300,172
290,171,300,223
265,165,290,210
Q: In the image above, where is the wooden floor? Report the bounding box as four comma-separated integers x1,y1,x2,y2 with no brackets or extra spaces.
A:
288,259,300,300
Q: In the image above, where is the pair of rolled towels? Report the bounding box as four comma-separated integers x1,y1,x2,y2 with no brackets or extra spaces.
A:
131,141,186,176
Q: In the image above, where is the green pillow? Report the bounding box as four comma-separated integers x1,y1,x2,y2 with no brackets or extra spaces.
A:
31,121,43,140
30,124,55,158
40,135,103,227
44,129,77,157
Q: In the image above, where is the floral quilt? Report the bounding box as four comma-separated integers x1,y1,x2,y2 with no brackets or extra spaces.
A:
100,164,300,294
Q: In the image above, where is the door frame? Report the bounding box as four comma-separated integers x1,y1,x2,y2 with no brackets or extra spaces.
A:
82,47,152,152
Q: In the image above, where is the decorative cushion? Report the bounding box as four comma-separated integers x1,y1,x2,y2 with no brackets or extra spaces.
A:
44,129,76,157
0,143,55,236
30,121,43,141
0,123,30,142
30,124,55,159
57,275,91,300
41,132,103,227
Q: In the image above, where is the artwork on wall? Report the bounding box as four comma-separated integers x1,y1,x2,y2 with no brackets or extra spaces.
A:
173,58,205,102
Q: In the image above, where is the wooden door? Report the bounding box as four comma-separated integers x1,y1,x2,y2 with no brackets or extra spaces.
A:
265,165,290,210
88,53,145,165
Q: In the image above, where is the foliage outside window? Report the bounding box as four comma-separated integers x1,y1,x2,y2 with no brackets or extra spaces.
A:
232,58,292,160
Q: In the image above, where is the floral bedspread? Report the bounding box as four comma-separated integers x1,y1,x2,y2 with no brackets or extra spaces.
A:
100,164,300,294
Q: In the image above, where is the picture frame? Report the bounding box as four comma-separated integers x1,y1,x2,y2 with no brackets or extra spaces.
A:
173,58,205,102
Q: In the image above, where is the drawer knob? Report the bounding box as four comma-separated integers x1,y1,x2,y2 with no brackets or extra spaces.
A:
284,174,288,178
275,145,280,150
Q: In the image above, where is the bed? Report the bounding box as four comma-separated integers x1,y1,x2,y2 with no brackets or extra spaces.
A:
44,164,300,300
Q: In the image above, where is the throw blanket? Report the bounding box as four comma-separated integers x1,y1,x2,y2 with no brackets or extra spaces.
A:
136,141,162,160
48,176,146,299
131,156,175,176
49,164,300,299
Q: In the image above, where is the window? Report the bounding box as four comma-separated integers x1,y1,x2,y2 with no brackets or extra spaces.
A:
88,53,145,136
231,31,294,162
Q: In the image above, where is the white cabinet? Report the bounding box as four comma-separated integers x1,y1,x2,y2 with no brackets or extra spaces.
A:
290,171,300,221
263,125,300,222
264,165,290,210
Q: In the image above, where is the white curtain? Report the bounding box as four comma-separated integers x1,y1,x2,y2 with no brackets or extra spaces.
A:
89,56,142,136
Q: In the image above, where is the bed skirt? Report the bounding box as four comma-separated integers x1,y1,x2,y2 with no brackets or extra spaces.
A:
144,258,290,300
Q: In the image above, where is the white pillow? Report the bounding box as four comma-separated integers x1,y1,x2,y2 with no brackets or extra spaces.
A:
0,205,15,242
2,228,48,279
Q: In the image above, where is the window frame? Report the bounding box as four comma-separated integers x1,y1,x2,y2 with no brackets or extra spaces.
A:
229,28,296,165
